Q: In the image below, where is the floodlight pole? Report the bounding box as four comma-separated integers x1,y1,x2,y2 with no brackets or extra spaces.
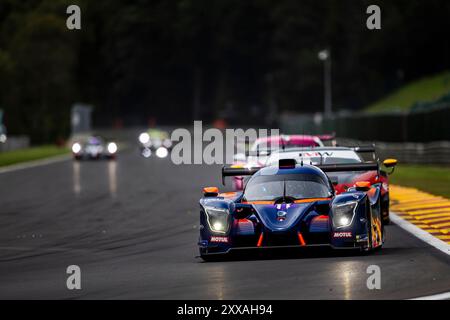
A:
318,49,332,116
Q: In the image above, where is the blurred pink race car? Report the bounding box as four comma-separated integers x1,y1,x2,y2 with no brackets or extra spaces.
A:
231,135,324,190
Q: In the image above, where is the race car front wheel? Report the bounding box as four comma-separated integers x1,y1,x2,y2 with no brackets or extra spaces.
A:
381,194,390,225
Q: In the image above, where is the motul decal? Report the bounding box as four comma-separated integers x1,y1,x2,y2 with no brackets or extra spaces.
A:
210,236,229,243
333,232,353,238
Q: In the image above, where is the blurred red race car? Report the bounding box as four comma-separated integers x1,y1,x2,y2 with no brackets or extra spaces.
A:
263,146,397,224
232,135,324,190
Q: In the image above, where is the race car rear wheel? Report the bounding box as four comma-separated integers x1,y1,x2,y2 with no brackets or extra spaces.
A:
376,198,384,250
371,198,384,251
381,197,390,225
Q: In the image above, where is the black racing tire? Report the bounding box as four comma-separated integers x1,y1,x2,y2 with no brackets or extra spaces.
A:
373,224,384,252
381,194,390,225
372,198,384,251
365,199,373,252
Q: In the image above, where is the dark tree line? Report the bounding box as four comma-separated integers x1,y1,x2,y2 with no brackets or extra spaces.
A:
0,0,449,143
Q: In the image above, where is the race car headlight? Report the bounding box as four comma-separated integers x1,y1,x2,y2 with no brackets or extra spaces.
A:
204,206,230,234
107,142,118,154
139,132,150,144
72,143,81,154
142,148,152,158
156,147,168,158
332,201,357,228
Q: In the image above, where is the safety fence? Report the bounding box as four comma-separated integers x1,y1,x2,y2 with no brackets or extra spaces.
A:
335,138,450,165
280,102,450,164
280,104,450,143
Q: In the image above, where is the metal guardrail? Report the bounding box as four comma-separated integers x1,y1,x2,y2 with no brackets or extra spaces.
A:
0,136,30,152
336,138,450,165
280,104,450,143
280,105,450,164
376,141,450,165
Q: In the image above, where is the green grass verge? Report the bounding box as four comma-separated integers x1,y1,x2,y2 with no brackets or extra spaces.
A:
390,164,450,199
366,71,450,113
0,145,69,167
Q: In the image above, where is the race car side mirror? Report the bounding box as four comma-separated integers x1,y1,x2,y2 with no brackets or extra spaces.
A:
383,159,398,168
203,187,219,197
383,158,398,175
355,181,371,191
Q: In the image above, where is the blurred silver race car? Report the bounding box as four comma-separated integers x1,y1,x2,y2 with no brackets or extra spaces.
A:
0,124,6,144
72,136,118,160
138,129,172,158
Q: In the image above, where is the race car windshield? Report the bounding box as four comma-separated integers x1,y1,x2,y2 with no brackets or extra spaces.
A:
87,137,103,145
244,174,331,201
149,131,169,140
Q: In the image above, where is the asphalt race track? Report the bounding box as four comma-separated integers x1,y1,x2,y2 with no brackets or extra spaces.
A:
0,147,449,299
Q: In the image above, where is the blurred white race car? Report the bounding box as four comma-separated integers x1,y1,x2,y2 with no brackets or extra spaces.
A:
0,124,6,143
72,136,118,160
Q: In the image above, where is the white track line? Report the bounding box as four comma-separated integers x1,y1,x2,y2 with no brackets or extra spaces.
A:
0,154,70,174
390,212,450,256
391,212,450,300
410,291,450,300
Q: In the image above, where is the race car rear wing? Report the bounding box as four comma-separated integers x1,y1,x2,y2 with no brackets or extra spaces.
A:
317,163,379,173
346,145,377,161
221,162,379,185
316,133,336,142
351,146,375,153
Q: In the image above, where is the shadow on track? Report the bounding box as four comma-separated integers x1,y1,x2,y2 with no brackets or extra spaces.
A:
196,246,389,263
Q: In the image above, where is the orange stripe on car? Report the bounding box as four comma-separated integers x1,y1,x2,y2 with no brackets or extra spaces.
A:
294,198,330,203
243,201,275,205
219,192,237,198
313,215,329,221
257,232,264,247
243,198,330,205
297,232,306,246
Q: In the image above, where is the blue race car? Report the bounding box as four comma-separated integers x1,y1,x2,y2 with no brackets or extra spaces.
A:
198,159,384,261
